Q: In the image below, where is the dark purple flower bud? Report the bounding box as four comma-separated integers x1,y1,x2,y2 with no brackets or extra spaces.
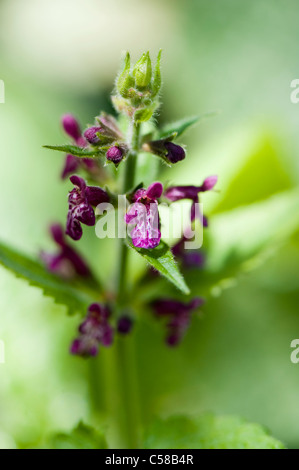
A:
190,203,209,225
164,142,185,163
98,114,123,139
66,176,110,241
71,303,114,358
70,338,99,357
106,146,124,164
61,154,81,180
61,155,106,181
151,297,204,346
117,315,133,335
83,126,103,145
40,224,91,279
142,139,185,165
62,114,82,142
125,182,163,249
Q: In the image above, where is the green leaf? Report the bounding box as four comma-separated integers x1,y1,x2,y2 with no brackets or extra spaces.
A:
48,422,107,449
211,134,293,214
127,239,190,295
144,414,285,449
0,241,101,315
43,144,108,157
158,112,218,140
187,189,299,298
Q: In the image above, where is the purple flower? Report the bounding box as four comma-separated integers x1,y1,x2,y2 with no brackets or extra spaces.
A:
66,175,110,241
164,142,185,163
172,233,205,269
164,175,218,224
125,182,163,249
106,146,124,164
40,224,91,279
117,315,134,335
152,297,204,346
71,303,114,358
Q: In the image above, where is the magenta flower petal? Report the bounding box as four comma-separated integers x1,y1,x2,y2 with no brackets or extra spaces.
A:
84,126,103,145
117,315,133,335
172,234,205,269
62,114,82,142
61,115,104,179
151,297,204,346
50,224,65,247
199,175,218,192
70,175,86,191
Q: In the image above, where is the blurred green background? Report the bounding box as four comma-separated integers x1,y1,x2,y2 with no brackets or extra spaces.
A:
1,0,299,448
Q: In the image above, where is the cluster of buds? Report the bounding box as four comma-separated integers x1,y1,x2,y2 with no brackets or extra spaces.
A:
83,113,129,166
113,51,162,123
42,51,218,356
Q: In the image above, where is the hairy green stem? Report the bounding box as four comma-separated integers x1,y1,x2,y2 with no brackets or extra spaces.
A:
114,121,141,448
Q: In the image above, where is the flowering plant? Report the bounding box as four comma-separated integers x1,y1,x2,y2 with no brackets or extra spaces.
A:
0,51,286,450
43,51,218,360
